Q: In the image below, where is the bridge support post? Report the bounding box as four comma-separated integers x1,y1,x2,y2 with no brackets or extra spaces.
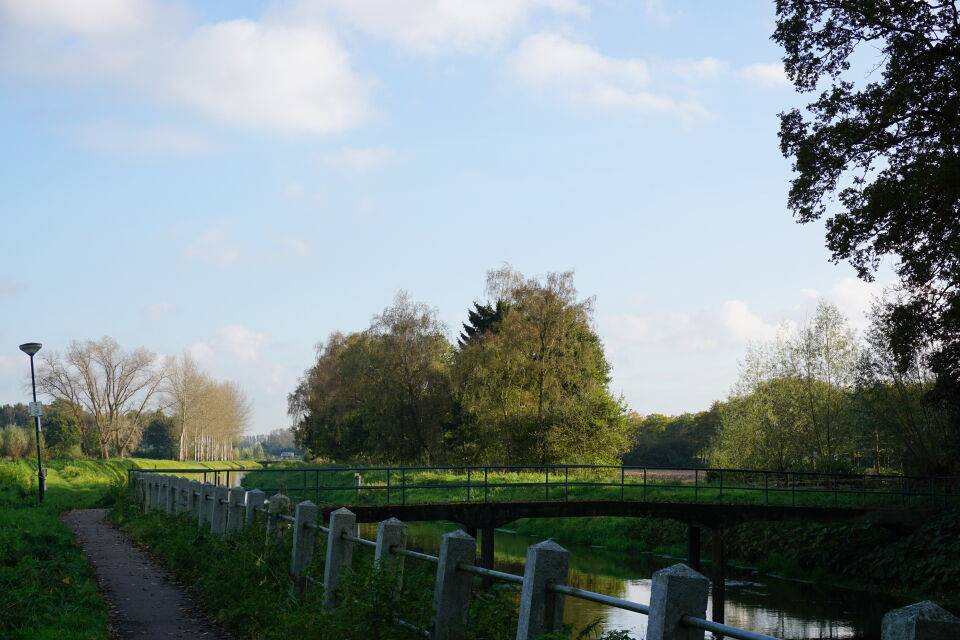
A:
323,507,357,610
290,500,318,597
481,526,495,589
516,540,570,640
245,488,265,526
432,530,475,640
375,517,408,590
176,477,190,514
647,563,709,640
227,486,246,531
687,525,701,573
163,476,173,514
882,601,960,639
711,527,726,625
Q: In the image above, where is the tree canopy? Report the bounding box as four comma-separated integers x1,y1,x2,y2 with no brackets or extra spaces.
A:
775,1,960,389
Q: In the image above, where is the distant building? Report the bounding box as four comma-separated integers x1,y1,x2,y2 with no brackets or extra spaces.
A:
280,451,297,460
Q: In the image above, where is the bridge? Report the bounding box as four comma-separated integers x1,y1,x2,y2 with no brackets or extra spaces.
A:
147,463,958,625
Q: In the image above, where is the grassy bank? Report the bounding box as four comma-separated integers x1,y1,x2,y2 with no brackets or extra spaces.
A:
0,458,260,640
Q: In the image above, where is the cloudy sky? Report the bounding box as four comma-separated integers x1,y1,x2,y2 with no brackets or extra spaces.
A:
0,0,892,433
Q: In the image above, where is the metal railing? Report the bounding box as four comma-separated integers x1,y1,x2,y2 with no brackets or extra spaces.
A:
133,463,960,511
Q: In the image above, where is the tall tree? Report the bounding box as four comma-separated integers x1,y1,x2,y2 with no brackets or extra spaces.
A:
775,1,960,390
37,337,167,458
454,268,627,465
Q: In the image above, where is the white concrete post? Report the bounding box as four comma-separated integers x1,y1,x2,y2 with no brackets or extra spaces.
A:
245,489,265,526
227,486,246,531
375,517,408,577
211,485,230,534
176,477,190,514
516,540,570,640
432,529,476,640
148,476,157,511
290,501,319,596
882,601,960,640
198,482,215,527
164,476,175,514
188,480,201,516
647,563,709,640
323,507,357,610
265,493,291,543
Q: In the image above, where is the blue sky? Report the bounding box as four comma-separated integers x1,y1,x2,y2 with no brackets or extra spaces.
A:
0,0,891,434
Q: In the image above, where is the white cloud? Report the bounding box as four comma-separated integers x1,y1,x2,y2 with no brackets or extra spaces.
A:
0,1,371,134
316,0,586,52
325,147,398,170
668,57,726,81
512,33,712,122
76,123,213,155
184,227,241,266
274,233,309,256
219,325,270,361
0,279,18,295
187,341,214,364
642,0,680,27
142,302,177,321
717,300,780,343
740,63,791,88
823,277,884,330
800,288,820,298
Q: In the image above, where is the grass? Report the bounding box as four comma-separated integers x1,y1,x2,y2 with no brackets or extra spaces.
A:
0,457,262,640
235,462,954,511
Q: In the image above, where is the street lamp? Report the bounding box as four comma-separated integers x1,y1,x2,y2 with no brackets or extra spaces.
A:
18,342,45,504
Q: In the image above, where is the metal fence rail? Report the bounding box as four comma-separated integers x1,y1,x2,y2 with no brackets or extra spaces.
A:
132,463,960,511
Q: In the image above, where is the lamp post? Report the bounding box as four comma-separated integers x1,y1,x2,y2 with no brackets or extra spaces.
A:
18,342,44,504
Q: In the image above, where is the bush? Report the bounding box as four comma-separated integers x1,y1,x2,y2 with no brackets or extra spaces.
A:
0,425,33,460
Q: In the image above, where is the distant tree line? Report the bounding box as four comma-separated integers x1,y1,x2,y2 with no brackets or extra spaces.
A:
289,267,629,466
237,428,301,460
1,337,251,461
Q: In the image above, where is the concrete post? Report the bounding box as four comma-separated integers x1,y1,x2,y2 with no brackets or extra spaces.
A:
432,530,476,640
178,477,191,514
154,476,162,512
882,601,960,640
290,501,319,596
265,493,291,543
188,480,201,516
646,563,709,640
516,540,570,640
138,474,147,510
211,485,229,534
227,486,246,531
167,477,178,514
323,507,357,610
245,489,265,526
197,482,214,528
374,517,408,578
148,476,158,511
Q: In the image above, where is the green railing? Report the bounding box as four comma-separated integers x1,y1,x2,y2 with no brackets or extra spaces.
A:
134,464,960,510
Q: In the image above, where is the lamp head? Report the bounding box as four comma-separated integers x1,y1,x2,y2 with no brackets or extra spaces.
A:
19,343,42,357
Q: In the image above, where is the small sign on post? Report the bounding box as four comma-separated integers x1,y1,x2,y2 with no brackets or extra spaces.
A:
28,401,42,417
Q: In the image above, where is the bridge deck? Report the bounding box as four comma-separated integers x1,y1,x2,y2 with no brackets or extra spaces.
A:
323,498,935,530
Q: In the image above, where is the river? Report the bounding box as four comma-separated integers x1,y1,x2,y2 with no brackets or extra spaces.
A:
358,520,905,640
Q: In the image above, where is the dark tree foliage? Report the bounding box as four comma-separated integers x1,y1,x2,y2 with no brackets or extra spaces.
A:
775,1,960,385
457,300,509,348
0,403,30,428
137,412,178,460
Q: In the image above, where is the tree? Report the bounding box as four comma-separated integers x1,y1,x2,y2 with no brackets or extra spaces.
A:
854,296,955,474
454,268,627,465
37,337,167,458
290,294,454,464
708,303,859,471
137,411,178,460
42,399,83,458
775,1,960,389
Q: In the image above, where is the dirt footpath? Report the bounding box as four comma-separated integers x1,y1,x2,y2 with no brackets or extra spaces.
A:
61,509,234,640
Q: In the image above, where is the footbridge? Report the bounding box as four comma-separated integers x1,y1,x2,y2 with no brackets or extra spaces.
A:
145,463,958,625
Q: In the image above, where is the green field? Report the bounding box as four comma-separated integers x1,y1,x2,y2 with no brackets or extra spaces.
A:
0,458,261,640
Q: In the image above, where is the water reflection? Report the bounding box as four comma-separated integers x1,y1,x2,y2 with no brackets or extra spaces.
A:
359,521,900,639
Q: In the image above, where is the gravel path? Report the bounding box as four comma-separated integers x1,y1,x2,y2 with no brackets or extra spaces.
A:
61,509,234,640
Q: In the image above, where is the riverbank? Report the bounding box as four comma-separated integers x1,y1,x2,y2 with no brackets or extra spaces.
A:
508,511,960,608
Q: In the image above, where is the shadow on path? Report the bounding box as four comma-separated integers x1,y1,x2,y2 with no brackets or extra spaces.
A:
61,509,233,640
